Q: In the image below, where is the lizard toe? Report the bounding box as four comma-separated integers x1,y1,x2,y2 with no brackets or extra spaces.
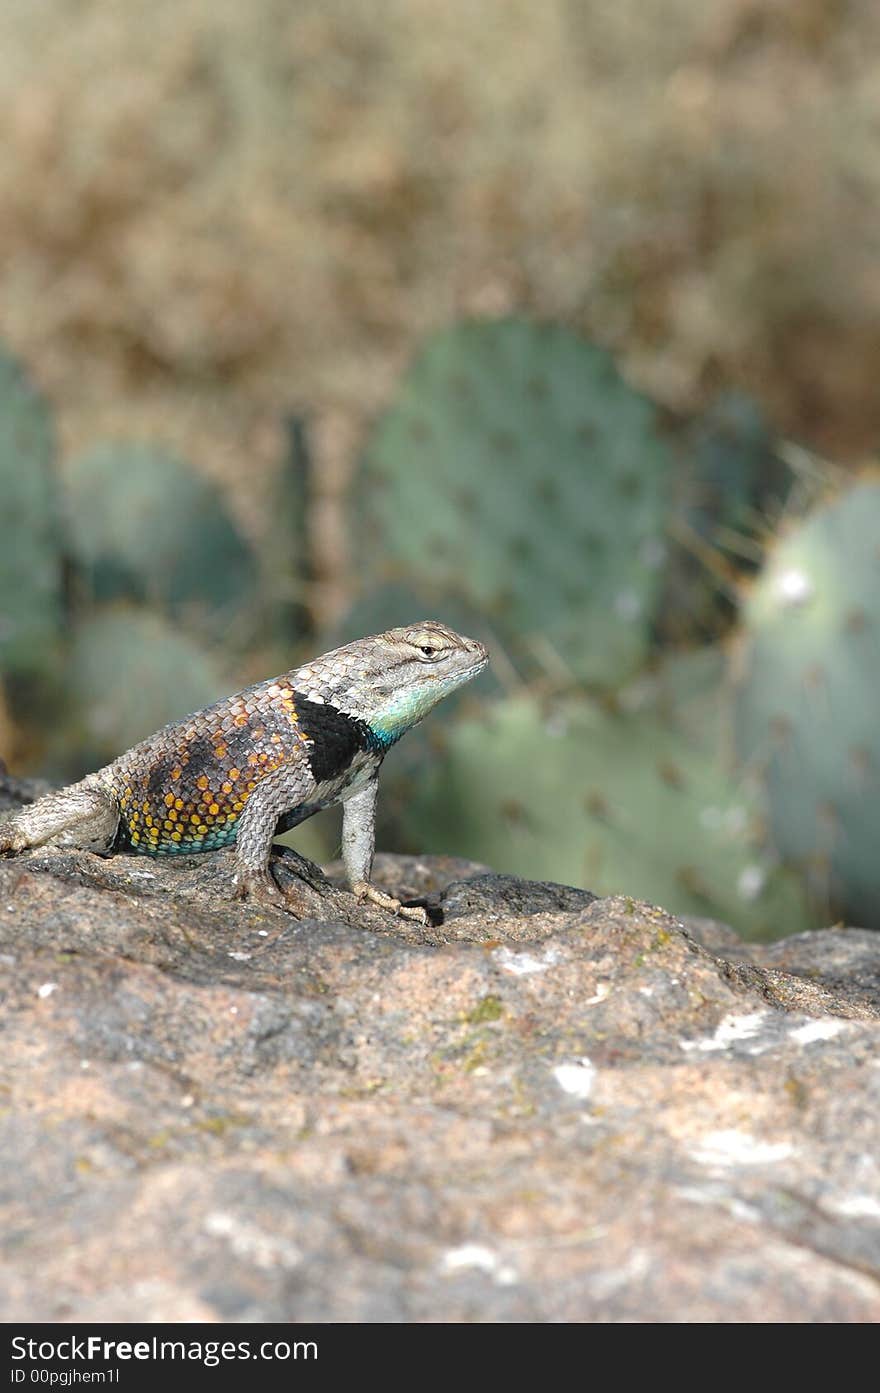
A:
352,879,428,924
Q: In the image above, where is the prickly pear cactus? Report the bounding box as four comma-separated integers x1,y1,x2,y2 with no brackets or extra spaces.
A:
60,445,257,630
660,393,793,645
685,392,790,542
63,608,230,770
734,478,880,927
263,416,312,645
357,319,672,687
623,644,730,759
0,351,61,680
407,694,814,939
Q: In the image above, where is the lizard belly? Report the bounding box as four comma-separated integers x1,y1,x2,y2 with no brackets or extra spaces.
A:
275,750,382,834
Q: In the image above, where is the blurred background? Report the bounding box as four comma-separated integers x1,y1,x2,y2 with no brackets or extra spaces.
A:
2,0,879,938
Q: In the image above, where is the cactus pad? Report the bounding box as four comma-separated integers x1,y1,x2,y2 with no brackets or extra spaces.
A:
357,319,672,686
734,478,880,926
0,351,60,679
408,693,814,939
61,444,257,627
65,608,230,769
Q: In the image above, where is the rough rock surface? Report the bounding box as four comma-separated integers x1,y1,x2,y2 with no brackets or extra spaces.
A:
1,774,879,1323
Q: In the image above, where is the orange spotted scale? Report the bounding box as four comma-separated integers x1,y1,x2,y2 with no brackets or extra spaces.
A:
109,679,317,855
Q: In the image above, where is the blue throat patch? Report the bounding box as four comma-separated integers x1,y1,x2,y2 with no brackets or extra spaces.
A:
366,723,400,751
365,681,447,748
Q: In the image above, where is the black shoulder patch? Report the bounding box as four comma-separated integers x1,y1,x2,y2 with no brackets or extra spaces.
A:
293,693,377,782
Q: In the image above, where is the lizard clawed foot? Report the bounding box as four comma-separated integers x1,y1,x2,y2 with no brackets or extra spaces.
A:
351,879,428,926
234,867,291,911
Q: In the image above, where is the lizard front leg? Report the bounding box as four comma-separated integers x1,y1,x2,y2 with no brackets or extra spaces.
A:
342,777,428,925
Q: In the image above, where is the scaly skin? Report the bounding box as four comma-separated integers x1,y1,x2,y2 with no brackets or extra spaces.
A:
0,622,488,922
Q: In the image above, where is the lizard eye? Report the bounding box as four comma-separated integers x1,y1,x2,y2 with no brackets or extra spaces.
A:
418,644,437,658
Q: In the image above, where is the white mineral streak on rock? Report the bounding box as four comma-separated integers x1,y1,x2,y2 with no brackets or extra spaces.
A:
585,983,610,1005
203,1212,302,1270
553,1058,596,1099
441,1244,517,1285
680,1011,771,1053
690,1130,795,1167
828,1195,880,1219
789,1019,846,1045
495,944,560,976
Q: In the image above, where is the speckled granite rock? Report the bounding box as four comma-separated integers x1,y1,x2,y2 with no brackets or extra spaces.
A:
1,775,879,1322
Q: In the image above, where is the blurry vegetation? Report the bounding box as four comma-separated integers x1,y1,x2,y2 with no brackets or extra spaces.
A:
0,351,61,693
2,1,880,467
61,444,259,632
1,2,879,936
407,694,812,941
58,608,230,772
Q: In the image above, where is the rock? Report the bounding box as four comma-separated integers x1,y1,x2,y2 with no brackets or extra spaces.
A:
1,780,880,1321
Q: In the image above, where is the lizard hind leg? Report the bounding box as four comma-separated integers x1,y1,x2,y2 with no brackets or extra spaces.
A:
0,776,120,856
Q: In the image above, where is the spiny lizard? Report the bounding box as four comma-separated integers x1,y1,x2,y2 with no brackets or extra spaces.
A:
0,622,488,923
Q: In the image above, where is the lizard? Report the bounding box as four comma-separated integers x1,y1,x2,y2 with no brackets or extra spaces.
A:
0,621,488,923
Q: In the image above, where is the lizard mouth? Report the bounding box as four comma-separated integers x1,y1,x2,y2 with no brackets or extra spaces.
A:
455,654,489,680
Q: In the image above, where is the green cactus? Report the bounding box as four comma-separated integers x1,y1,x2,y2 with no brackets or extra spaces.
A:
263,415,313,645
625,644,731,759
61,607,230,772
734,477,880,926
685,392,790,543
356,319,672,687
0,351,61,681
60,445,258,634
661,392,793,644
407,693,815,939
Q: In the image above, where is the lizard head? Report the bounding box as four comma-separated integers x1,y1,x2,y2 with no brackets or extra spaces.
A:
316,620,489,746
